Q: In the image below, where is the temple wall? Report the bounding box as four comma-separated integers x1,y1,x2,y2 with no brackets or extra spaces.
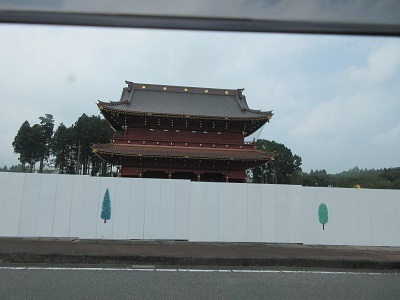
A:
116,127,248,148
0,172,399,246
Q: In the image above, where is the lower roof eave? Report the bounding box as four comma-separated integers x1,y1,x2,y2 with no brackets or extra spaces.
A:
92,143,274,164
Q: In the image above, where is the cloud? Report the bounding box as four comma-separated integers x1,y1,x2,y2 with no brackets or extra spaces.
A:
372,123,400,145
290,91,387,141
345,40,400,83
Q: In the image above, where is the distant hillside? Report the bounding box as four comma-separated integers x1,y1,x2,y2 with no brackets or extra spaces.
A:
302,166,400,189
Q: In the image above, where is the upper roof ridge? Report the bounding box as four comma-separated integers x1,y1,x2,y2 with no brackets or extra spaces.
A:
125,81,241,96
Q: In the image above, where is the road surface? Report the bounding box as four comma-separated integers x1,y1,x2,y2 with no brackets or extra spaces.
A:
0,265,399,299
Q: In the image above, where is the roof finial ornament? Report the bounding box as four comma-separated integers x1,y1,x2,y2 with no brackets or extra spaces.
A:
126,81,133,91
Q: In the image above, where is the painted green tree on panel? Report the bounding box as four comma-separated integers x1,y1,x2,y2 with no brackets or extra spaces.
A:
101,188,111,223
318,203,328,230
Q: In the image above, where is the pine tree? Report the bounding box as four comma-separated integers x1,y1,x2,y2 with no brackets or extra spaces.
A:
51,123,76,174
318,203,328,230
101,188,111,223
12,121,31,172
38,114,55,173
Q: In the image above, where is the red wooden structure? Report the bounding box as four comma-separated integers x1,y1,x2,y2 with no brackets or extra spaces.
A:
93,81,274,182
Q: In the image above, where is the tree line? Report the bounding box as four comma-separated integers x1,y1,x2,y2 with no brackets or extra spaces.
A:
252,139,399,189
10,114,114,176
302,167,400,189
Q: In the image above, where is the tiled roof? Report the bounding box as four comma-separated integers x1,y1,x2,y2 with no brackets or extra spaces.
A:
92,143,273,161
98,82,272,120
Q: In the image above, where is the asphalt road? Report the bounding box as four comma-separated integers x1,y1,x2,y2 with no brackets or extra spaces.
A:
0,265,399,299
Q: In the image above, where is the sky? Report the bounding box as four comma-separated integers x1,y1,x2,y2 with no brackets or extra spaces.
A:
0,24,399,174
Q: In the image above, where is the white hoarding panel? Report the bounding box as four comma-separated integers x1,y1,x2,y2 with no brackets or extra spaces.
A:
158,180,175,239
383,190,398,246
173,180,190,240
261,185,275,243
189,182,205,241
203,182,219,242
355,189,372,246
111,178,131,239
19,174,41,237
2,172,400,245
275,185,302,243
341,188,357,245
274,184,288,243
0,173,9,235
301,187,317,244
127,179,146,239
96,177,116,239
69,176,82,237
247,184,262,242
232,183,247,242
396,191,400,245
0,173,8,195
52,175,74,237
288,185,303,243
218,183,234,242
36,175,58,237
369,189,386,246
143,179,162,239
328,188,347,245
1,173,25,236
78,176,101,239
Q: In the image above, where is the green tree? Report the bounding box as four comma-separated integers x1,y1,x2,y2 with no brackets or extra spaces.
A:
101,188,111,223
12,121,44,172
51,123,77,174
51,115,113,175
28,124,46,172
302,169,336,187
38,114,55,173
332,166,400,189
253,139,302,184
12,117,54,173
74,114,113,175
9,164,23,172
300,167,400,190
12,121,31,172
380,168,400,187
318,203,329,230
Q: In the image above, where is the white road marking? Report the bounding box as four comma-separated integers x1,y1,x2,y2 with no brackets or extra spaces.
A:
0,266,397,275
